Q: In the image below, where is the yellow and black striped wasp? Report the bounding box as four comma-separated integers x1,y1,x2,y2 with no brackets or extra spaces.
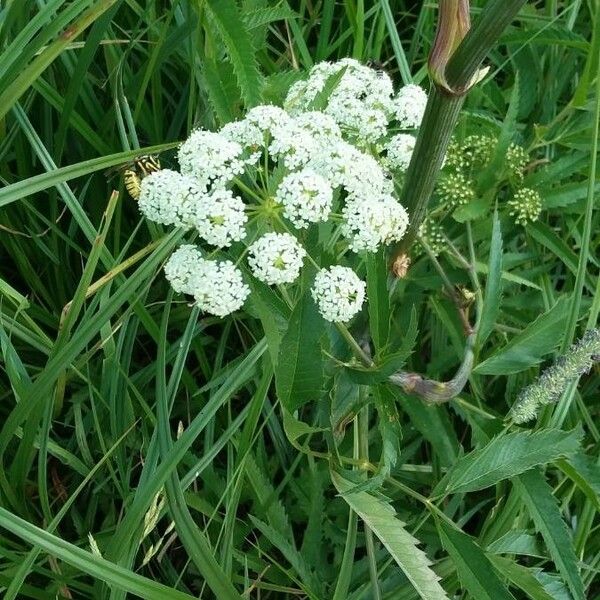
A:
123,154,161,199
107,155,162,200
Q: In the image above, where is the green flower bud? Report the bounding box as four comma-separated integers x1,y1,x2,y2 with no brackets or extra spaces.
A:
418,217,446,257
437,172,476,207
507,188,542,225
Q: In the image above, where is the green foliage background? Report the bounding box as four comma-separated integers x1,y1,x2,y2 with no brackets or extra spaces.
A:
0,1,599,598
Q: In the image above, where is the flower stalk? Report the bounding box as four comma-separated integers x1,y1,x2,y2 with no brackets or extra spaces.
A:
392,0,528,270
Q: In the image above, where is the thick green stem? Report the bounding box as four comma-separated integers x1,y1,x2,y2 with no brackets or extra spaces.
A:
394,87,465,267
393,0,528,265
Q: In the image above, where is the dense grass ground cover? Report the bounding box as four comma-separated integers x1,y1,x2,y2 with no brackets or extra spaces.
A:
0,1,599,598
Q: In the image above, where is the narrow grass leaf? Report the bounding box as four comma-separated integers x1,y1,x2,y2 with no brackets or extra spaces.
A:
489,555,556,600
0,507,196,600
0,0,119,121
249,515,322,597
0,143,177,208
478,211,503,345
156,299,244,600
557,454,600,511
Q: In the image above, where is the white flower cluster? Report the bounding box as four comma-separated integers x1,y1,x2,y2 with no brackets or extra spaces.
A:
178,130,246,189
248,233,306,285
136,60,422,320
393,84,428,128
342,194,409,252
312,266,366,323
193,189,247,248
138,169,202,228
285,58,427,143
275,170,333,228
164,246,250,317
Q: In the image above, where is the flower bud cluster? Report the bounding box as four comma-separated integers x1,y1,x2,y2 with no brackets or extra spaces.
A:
437,173,476,208
441,134,542,225
508,188,542,225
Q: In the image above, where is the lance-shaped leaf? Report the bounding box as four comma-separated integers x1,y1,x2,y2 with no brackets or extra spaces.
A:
332,471,449,600
436,428,582,495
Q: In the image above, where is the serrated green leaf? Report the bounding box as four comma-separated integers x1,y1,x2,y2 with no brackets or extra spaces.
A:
437,520,515,599
452,195,490,222
332,471,449,600
282,408,326,445
275,289,325,411
487,530,545,558
331,370,364,440
346,306,418,385
437,428,582,495
202,58,239,124
479,211,503,344
515,470,585,600
246,277,291,366
475,296,570,375
204,0,262,107
242,6,296,29
389,385,460,468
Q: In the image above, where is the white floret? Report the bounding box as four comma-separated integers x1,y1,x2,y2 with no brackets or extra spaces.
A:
275,170,333,228
190,259,250,317
344,152,394,197
192,189,247,248
385,134,417,171
138,169,204,228
311,266,366,322
178,129,246,188
248,232,306,285
268,121,318,170
394,84,428,128
164,245,204,295
341,194,409,252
